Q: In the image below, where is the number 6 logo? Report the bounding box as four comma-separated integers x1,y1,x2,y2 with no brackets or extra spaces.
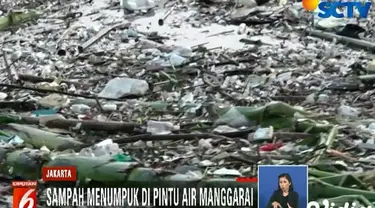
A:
13,187,36,208
19,189,35,208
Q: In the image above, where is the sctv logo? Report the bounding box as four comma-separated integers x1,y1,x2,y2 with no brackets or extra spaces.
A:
302,0,372,18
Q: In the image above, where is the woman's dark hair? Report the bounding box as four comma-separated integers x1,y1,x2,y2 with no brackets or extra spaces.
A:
278,173,294,191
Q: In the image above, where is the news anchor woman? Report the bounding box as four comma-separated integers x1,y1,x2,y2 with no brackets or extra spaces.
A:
267,173,299,208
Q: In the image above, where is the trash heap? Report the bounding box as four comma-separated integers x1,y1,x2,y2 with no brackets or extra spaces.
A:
1,0,375,206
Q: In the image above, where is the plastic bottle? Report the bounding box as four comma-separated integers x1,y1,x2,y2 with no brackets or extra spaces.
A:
147,120,180,135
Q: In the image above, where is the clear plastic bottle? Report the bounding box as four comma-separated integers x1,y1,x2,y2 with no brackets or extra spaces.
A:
147,120,179,135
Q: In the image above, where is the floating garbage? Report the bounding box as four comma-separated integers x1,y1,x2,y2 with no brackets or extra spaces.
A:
31,109,58,117
79,139,123,157
120,0,156,11
253,126,274,141
98,77,149,99
146,120,179,135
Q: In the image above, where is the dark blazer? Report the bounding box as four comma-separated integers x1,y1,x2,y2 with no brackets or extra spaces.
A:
266,190,299,208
